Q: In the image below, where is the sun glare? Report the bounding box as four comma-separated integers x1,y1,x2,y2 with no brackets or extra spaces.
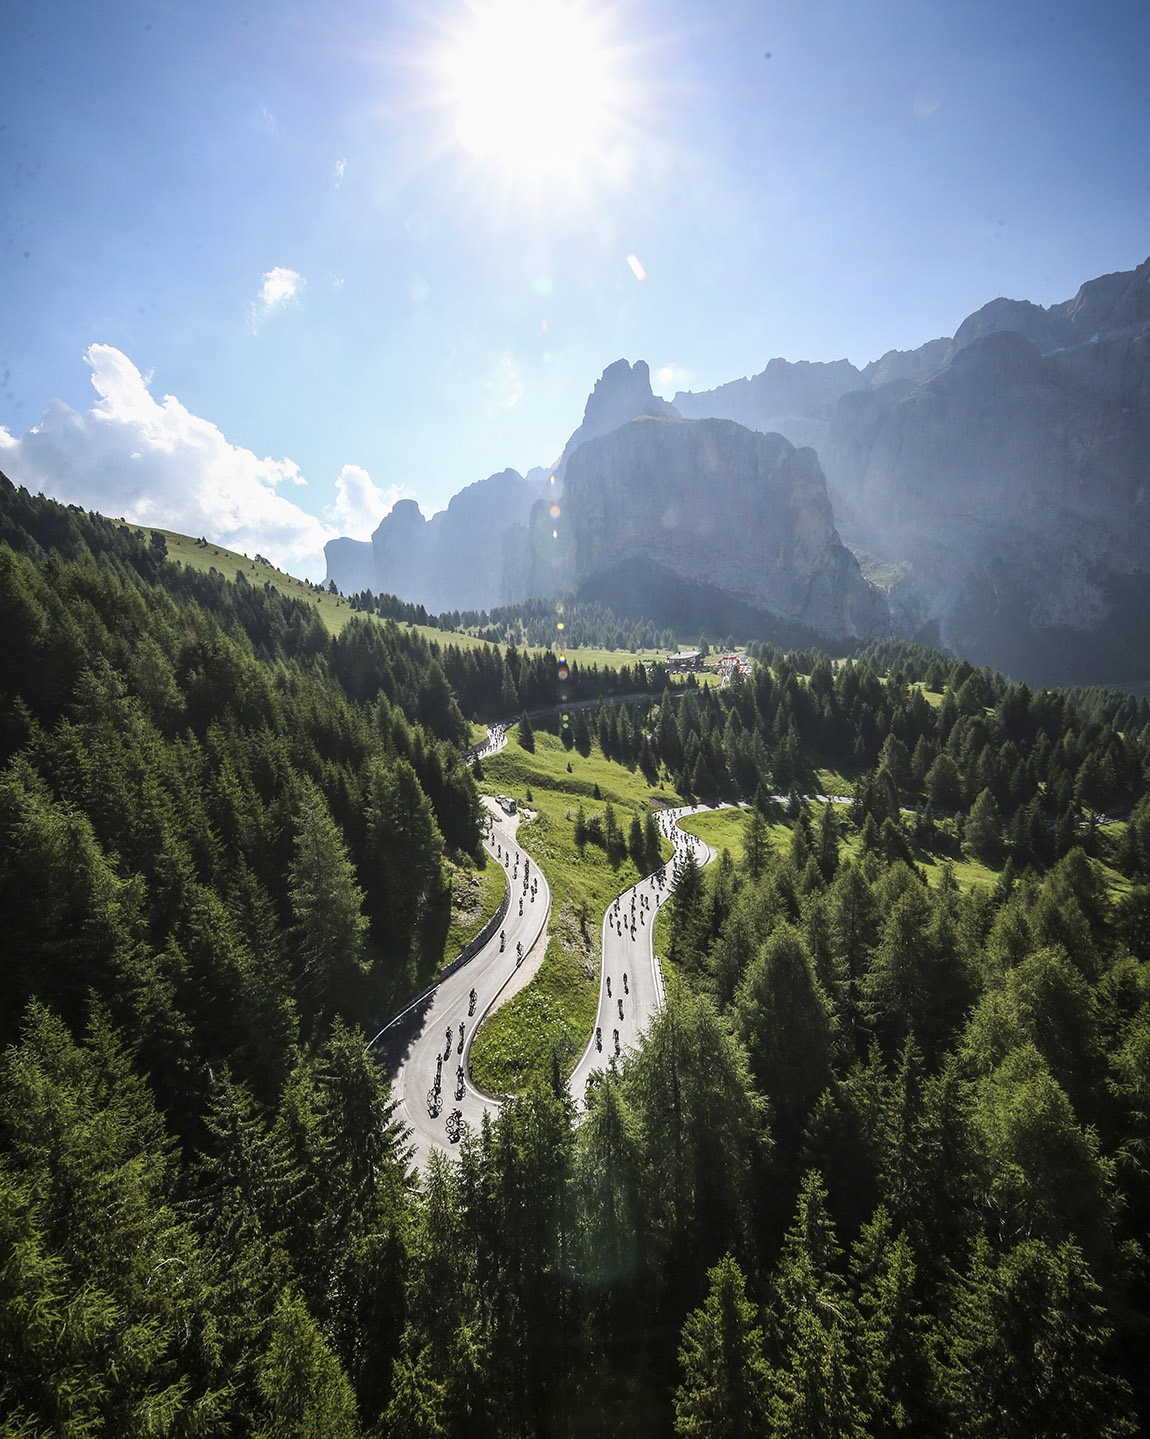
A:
441,0,617,178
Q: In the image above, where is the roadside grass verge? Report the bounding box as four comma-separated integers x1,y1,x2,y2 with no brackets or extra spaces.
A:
676,806,750,861
469,731,680,1092
442,854,506,961
485,724,678,806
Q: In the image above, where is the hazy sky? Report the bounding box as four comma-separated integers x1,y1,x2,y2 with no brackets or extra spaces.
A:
3,0,1148,578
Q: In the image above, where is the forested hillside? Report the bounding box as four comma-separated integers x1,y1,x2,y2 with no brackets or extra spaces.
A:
4,474,1150,1435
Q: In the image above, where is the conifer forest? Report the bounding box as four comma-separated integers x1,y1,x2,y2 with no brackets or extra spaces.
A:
4,474,1150,1437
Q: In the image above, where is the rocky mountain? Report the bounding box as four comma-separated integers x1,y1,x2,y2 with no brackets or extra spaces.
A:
673,357,866,452
664,257,1150,683
554,358,679,476
504,414,886,643
819,257,1150,683
323,467,546,614
325,255,1150,683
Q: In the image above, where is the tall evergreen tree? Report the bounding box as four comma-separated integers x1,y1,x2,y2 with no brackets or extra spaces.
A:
674,1253,768,1438
289,783,370,1020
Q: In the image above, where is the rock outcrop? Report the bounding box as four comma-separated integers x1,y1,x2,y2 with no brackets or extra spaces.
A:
323,467,546,612
673,357,866,453
507,415,886,642
555,358,679,477
820,258,1150,683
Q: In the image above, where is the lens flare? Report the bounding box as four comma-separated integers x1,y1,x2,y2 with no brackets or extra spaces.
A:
442,0,619,180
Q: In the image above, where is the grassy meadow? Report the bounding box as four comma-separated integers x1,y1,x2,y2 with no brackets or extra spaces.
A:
151,526,491,647
469,725,679,1093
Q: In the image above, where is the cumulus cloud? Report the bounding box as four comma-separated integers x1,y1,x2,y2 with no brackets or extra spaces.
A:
655,362,690,395
324,463,407,540
0,344,381,579
248,266,304,328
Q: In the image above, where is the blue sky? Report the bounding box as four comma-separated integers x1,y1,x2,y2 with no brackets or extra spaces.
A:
2,0,1148,579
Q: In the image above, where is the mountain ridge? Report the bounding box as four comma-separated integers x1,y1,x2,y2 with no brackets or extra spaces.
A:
324,254,1150,683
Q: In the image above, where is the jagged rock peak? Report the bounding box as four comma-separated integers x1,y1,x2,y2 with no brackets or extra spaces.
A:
581,358,675,427
556,358,679,476
379,497,426,533
526,413,887,642
953,255,1150,354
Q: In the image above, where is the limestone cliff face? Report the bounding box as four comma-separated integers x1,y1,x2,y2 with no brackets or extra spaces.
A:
322,535,376,596
324,468,545,611
510,415,886,641
555,358,679,477
323,257,1150,681
673,357,866,453
820,269,1150,682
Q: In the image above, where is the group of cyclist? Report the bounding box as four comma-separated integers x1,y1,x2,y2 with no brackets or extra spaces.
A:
426,804,698,1140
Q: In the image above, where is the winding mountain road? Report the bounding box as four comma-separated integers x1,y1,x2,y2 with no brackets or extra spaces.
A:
568,806,715,1105
375,711,724,1166
371,795,550,1170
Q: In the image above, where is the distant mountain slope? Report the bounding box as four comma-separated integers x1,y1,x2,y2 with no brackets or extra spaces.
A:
664,256,1150,683
324,466,547,612
819,257,1150,684
505,414,886,643
324,255,1150,682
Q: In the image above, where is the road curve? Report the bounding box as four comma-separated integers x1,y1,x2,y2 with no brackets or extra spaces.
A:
567,805,716,1107
372,796,549,1170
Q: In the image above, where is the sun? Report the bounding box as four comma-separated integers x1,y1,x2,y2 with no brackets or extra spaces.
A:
440,0,618,178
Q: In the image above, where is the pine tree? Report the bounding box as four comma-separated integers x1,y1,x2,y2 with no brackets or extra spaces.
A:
644,809,661,872
289,784,370,1019
936,1236,1135,1439
764,1171,863,1439
517,710,535,753
674,1254,768,1437
628,814,646,871
253,1289,362,1439
743,805,770,881
965,787,1004,862
732,924,834,1154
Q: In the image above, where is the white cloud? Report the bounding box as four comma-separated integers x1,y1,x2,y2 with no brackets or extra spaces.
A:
488,353,524,411
654,362,690,395
333,157,347,185
324,464,407,540
248,266,305,328
0,344,349,579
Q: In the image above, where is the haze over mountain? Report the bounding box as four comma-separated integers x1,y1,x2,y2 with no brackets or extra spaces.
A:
505,410,884,644
325,466,548,615
325,255,1150,684
326,358,881,644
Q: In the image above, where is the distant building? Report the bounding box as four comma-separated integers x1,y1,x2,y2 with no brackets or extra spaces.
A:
666,649,704,671
717,652,752,683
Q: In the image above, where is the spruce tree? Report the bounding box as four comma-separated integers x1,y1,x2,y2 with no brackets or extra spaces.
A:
517,710,535,753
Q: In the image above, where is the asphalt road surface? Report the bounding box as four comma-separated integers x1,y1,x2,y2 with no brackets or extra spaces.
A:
567,805,714,1108
372,796,550,1170
376,786,721,1167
